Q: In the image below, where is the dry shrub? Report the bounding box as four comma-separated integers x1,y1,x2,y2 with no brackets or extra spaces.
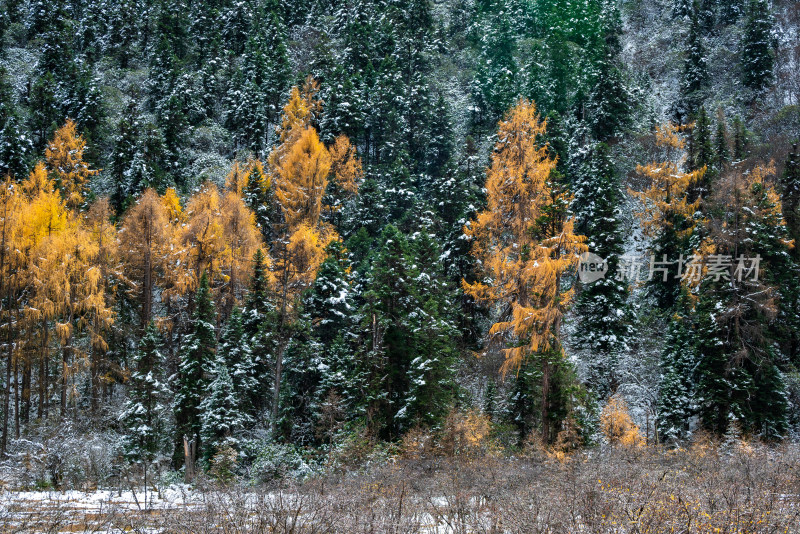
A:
399,425,433,460
437,408,496,458
600,395,644,448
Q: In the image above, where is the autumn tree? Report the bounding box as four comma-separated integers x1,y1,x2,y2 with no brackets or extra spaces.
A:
119,189,173,328
264,79,339,427
630,122,706,308
463,99,587,442
600,395,643,447
44,120,99,210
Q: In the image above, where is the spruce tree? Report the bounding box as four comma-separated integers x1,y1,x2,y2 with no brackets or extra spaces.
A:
0,114,31,180
199,353,250,464
679,9,709,121
714,111,730,169
174,271,215,460
574,143,632,399
657,304,697,443
741,0,775,96
120,323,171,471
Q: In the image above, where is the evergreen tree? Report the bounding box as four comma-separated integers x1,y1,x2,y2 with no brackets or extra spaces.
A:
714,110,730,169
120,323,171,469
200,352,250,464
690,106,714,175
0,114,32,180
741,0,775,96
217,307,259,420
574,143,632,399
679,9,709,121
174,271,215,461
732,117,747,160
657,305,697,443
361,224,457,437
241,249,275,417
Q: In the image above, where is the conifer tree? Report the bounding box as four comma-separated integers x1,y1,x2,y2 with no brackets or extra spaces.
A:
574,143,632,398
714,110,730,169
199,351,251,464
679,9,709,120
45,120,99,209
741,0,775,96
690,106,714,178
657,299,697,443
120,323,171,471
0,114,32,180
464,99,587,442
174,271,215,461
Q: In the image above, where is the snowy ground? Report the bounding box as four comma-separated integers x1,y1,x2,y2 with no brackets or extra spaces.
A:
0,486,200,533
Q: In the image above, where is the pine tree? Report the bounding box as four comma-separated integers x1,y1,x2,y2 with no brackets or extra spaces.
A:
199,351,250,464
217,307,258,419
241,249,275,418
174,271,215,461
657,299,697,443
690,106,714,176
0,114,32,180
470,11,518,128
714,110,730,169
732,117,747,160
741,0,775,96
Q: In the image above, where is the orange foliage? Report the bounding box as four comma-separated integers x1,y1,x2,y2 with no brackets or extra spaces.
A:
463,98,586,373
630,122,705,240
600,396,644,448
44,120,100,209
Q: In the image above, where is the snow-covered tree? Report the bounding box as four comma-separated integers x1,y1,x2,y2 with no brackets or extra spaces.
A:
120,323,171,470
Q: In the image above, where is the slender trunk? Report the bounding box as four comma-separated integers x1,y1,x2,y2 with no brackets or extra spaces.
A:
21,353,30,425
60,339,71,419
90,345,100,413
1,286,12,455
541,357,550,443
13,353,19,438
37,323,48,420
271,338,287,432
143,242,152,329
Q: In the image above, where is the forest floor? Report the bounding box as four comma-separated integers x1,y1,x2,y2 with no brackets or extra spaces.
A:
1,442,799,533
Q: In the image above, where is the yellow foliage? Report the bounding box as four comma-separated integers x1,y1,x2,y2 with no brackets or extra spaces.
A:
438,409,495,458
44,120,99,209
119,189,176,324
630,122,705,240
272,126,332,230
161,187,184,223
276,76,322,141
463,98,586,373
219,190,264,310
328,135,362,196
600,396,644,448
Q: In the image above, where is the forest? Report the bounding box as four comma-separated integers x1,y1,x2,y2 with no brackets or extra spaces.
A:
0,0,800,529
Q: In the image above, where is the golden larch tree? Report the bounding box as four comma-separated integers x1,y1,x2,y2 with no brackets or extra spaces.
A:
119,188,172,328
265,79,341,427
45,120,100,210
463,98,586,441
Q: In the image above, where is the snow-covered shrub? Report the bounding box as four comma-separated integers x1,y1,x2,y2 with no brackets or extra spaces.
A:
243,441,313,484
2,423,122,490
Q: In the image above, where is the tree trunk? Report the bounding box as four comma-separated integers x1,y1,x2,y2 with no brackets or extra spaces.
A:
21,354,30,425
541,357,550,443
